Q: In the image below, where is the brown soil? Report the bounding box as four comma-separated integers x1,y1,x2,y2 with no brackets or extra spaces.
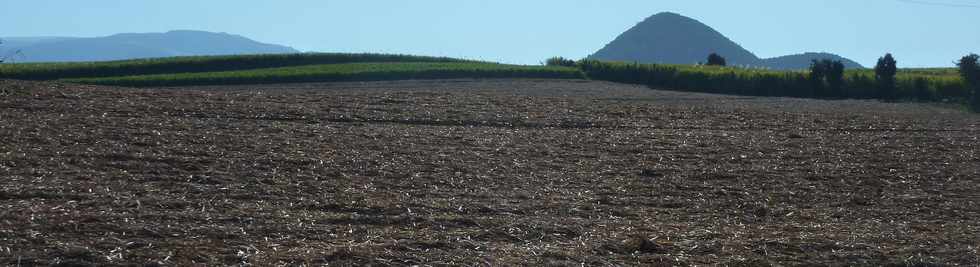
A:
1,78,979,266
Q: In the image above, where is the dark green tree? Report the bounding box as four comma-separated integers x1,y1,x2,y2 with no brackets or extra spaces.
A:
826,60,846,98
706,53,726,66
808,59,846,98
958,54,980,111
874,53,898,100
809,59,827,97
546,57,577,67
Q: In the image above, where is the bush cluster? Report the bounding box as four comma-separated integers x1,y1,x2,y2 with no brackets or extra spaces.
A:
545,57,577,67
706,53,727,66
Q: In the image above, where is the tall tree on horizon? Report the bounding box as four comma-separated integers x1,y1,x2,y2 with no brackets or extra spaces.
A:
809,59,845,98
827,60,846,98
874,53,898,100
958,53,980,112
809,60,827,97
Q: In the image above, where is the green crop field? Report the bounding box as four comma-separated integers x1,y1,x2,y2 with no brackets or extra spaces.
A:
0,53,969,104
0,53,474,80
0,53,584,87
63,62,584,87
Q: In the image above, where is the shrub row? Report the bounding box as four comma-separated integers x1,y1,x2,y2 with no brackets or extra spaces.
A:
575,59,970,102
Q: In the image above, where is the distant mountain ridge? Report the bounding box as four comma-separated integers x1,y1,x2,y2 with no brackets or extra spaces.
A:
1,30,299,62
590,12,864,70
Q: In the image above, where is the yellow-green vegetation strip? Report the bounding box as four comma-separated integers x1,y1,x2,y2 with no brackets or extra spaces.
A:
0,53,475,80
62,62,585,87
577,60,969,101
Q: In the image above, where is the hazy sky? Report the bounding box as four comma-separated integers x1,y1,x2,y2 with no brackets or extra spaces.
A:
2,0,978,67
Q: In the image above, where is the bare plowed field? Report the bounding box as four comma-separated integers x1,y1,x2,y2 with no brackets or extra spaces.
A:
1,79,978,266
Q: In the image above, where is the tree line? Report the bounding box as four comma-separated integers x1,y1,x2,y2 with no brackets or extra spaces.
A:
547,53,980,112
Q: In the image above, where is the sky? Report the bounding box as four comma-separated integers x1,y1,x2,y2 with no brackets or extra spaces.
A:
1,0,978,67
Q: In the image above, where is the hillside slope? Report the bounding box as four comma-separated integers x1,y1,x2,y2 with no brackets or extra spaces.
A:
2,30,298,62
591,12,762,66
591,12,864,69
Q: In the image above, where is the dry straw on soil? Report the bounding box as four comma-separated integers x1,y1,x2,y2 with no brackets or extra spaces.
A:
1,79,978,265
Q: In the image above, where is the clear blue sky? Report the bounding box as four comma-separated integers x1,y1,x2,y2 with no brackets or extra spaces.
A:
2,0,978,67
